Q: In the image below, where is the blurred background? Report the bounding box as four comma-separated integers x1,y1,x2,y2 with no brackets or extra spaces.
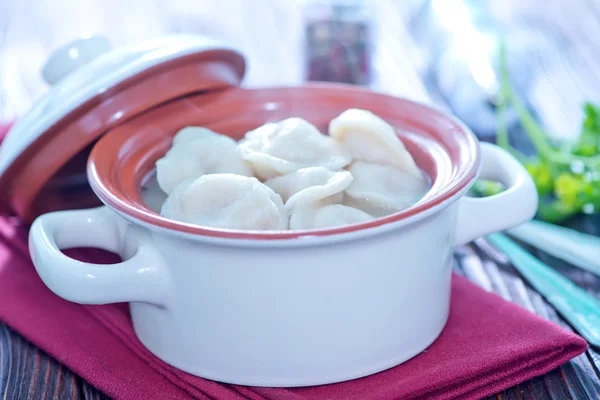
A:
2,0,599,139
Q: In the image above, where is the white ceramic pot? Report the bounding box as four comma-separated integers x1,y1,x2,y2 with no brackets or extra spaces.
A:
7,34,537,387
28,140,537,387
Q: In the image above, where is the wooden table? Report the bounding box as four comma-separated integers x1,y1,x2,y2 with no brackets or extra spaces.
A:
2,0,600,398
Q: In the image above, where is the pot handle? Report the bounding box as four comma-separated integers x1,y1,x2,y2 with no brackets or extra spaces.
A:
29,206,170,306
455,142,538,245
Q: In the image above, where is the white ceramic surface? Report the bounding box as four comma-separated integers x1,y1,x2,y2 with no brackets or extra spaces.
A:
41,35,113,85
0,34,241,179
28,142,537,387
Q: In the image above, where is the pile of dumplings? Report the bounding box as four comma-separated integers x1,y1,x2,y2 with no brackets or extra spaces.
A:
156,108,429,231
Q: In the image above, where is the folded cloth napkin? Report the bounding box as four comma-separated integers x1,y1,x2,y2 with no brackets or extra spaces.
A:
0,124,588,399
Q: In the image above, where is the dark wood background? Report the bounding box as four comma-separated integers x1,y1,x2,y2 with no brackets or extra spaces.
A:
2,0,600,398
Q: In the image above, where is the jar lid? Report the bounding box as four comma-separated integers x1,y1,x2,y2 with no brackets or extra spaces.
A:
0,34,245,221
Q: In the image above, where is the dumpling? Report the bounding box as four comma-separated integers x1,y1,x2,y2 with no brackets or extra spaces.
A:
156,133,253,194
238,118,352,180
160,174,288,230
171,126,220,146
344,161,429,217
285,169,353,212
283,170,367,229
329,108,421,177
288,202,372,230
310,204,373,229
264,166,347,203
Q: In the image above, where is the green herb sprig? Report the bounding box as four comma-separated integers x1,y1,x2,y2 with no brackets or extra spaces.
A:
470,42,600,223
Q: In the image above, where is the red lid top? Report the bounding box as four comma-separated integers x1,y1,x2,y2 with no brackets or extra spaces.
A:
0,34,245,222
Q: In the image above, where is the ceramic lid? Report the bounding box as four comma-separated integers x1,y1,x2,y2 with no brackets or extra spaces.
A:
0,34,245,221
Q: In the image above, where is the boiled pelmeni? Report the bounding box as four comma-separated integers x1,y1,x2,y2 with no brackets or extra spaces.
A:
284,170,359,229
172,126,220,146
264,166,349,203
288,203,372,230
160,174,288,230
156,134,253,194
285,170,353,212
329,108,420,176
344,161,429,217
239,118,352,180
310,204,373,229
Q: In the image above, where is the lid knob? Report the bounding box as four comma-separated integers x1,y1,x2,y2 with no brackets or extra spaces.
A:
42,35,112,85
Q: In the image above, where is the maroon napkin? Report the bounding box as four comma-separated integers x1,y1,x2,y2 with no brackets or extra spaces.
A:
0,123,588,399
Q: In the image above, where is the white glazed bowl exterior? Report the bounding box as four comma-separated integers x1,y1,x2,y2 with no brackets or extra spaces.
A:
126,205,456,386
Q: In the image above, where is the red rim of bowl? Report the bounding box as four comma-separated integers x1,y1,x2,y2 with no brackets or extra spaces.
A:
88,84,480,240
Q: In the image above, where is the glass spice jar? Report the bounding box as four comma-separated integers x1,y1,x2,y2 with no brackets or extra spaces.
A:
303,0,373,86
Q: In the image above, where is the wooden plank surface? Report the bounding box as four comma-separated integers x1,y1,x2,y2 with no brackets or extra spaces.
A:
2,0,600,399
